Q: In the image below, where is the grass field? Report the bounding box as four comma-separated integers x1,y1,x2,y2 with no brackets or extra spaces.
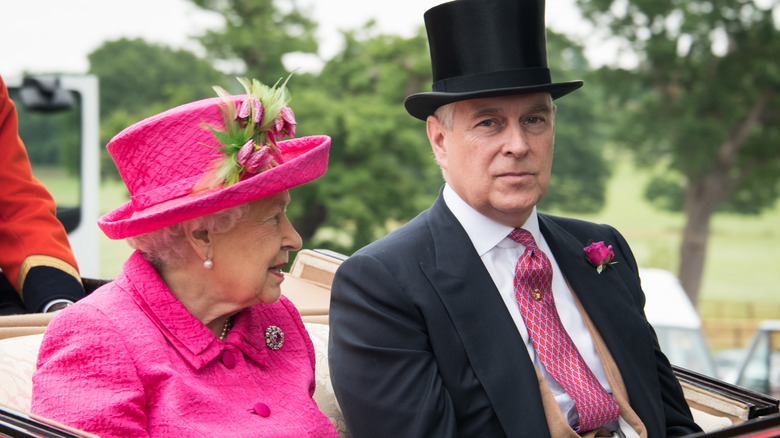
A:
550,159,780,305
39,158,780,308
97,178,135,279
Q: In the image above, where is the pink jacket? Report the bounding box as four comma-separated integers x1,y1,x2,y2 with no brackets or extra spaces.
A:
32,251,338,438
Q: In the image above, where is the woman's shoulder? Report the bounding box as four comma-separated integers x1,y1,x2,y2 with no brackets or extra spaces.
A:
42,279,145,346
538,212,629,245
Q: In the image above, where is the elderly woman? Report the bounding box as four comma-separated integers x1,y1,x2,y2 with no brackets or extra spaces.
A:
31,78,338,438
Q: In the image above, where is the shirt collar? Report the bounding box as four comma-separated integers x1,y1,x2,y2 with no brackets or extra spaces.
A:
442,183,542,255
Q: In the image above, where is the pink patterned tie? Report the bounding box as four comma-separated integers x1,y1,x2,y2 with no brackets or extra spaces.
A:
509,228,620,432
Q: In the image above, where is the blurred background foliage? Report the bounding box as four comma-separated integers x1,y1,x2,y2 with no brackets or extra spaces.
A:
577,0,780,303
17,0,776,304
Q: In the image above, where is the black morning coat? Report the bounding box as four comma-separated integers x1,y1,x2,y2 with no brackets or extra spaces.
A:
329,190,701,438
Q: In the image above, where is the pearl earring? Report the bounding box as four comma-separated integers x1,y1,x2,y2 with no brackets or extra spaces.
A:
203,259,213,269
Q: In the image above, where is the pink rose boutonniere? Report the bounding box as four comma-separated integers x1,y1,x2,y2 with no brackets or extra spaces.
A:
584,241,617,274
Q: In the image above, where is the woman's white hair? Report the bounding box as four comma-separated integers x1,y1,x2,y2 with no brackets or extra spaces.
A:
127,203,250,269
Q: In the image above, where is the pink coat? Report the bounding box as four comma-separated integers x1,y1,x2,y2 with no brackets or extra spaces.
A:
32,251,338,438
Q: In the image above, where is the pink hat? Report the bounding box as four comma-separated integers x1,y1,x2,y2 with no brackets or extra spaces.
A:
98,78,330,239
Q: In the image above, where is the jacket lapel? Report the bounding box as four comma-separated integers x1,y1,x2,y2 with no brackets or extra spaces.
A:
419,196,551,437
538,215,640,351
538,214,665,436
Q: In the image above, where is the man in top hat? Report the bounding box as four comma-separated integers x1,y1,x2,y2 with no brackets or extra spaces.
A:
328,0,702,437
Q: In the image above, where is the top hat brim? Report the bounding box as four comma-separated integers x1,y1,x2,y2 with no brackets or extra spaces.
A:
404,80,584,121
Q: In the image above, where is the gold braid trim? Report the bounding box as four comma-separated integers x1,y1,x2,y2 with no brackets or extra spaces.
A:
18,255,82,294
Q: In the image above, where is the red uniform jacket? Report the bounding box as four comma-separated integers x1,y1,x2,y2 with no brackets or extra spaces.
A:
0,75,83,313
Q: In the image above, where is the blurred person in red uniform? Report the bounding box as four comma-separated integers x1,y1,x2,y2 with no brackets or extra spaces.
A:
0,74,85,315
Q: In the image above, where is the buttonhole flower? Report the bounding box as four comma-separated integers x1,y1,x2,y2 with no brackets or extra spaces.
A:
584,241,617,274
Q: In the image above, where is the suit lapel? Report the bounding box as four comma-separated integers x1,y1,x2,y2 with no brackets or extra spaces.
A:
538,215,665,436
415,201,663,435
538,215,638,349
419,196,550,437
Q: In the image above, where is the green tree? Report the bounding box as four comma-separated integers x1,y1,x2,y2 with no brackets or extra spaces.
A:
288,25,612,254
14,97,80,175
82,10,613,259
187,0,318,83
578,0,780,303
88,38,229,178
89,38,229,120
539,32,612,213
287,26,441,254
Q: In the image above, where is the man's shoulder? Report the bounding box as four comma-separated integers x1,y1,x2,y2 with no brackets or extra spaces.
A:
40,282,142,352
538,212,617,238
353,208,433,259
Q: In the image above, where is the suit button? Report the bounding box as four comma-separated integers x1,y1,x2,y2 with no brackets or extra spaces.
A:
252,402,271,417
221,351,236,369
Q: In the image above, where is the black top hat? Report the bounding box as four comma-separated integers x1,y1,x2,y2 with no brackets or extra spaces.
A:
404,0,584,120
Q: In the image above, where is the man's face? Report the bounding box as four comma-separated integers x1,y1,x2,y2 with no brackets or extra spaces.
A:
427,92,556,227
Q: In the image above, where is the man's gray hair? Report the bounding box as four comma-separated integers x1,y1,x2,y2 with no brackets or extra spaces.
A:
432,94,556,131
127,203,250,269
433,103,455,131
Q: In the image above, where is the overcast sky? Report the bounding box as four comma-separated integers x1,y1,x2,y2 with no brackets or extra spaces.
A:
0,0,614,78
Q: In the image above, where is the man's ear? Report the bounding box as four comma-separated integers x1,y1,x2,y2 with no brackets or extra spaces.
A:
185,224,211,262
427,115,448,171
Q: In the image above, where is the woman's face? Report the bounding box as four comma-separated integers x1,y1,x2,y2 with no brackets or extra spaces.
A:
209,191,302,306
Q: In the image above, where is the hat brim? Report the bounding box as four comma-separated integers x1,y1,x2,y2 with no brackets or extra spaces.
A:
98,135,330,240
403,80,584,121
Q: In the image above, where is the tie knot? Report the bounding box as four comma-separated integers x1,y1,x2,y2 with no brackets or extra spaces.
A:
508,228,538,250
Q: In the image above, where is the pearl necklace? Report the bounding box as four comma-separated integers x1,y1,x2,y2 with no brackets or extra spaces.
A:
219,316,234,341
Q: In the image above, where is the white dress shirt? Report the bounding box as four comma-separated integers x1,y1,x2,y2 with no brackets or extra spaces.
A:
442,184,639,437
